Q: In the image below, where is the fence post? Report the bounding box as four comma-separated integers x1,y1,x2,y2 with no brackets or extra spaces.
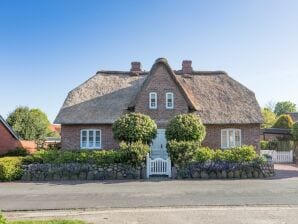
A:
167,157,172,178
146,153,150,179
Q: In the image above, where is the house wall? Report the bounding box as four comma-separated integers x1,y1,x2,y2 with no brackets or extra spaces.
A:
0,122,19,155
134,64,189,126
61,124,118,150
203,124,261,153
61,123,261,152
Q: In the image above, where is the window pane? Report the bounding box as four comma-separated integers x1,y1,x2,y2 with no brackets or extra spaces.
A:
81,131,87,148
150,93,157,108
229,130,235,148
95,131,100,148
222,130,228,148
88,131,94,148
235,130,241,146
166,93,173,108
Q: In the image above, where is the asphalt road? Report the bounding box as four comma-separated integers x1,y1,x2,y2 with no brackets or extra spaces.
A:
0,164,298,211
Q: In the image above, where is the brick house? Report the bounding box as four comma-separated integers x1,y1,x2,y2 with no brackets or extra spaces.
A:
0,115,21,155
55,58,263,157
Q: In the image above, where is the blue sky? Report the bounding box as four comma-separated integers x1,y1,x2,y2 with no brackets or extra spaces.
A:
0,0,297,122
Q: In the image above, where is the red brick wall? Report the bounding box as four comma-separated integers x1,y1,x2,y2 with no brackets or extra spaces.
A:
0,122,19,155
134,64,189,126
61,124,118,150
203,124,261,153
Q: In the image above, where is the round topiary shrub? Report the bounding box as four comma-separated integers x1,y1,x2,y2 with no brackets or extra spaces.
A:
112,113,157,144
165,114,206,143
272,114,294,129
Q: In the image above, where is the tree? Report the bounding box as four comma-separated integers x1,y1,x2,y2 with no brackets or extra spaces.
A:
165,114,206,143
7,106,51,141
112,113,157,144
274,101,297,116
261,108,276,128
272,114,294,129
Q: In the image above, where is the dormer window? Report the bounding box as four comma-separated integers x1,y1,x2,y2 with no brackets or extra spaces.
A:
166,92,174,109
149,92,157,109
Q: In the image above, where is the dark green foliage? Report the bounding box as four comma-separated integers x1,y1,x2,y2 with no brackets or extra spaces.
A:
272,114,293,129
260,140,269,150
0,157,23,181
166,114,206,143
112,113,157,144
119,141,150,167
22,149,125,166
7,107,52,141
167,140,199,166
1,148,29,157
291,122,298,142
274,101,297,116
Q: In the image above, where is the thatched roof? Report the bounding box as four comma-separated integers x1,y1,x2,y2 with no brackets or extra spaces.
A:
55,59,263,125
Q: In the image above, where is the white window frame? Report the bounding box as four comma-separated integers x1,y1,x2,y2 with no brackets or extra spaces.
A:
166,92,174,109
80,129,101,149
221,129,241,149
149,92,157,109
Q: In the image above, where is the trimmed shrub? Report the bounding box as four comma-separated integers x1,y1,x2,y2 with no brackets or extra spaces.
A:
119,141,150,167
165,114,206,143
272,114,294,129
112,113,157,144
260,140,269,150
22,150,125,166
195,147,214,163
227,145,257,162
167,140,199,166
0,157,23,181
0,148,29,157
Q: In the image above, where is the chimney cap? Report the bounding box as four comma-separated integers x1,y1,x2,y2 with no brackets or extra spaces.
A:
182,60,193,74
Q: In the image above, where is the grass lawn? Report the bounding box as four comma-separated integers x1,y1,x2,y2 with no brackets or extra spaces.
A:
8,220,86,224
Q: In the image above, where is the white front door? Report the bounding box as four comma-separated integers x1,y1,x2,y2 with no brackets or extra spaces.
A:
151,129,167,158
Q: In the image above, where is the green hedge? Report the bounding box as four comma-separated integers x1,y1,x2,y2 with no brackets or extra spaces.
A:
119,141,150,167
22,149,126,166
0,157,24,181
0,148,29,157
168,143,259,165
196,145,257,163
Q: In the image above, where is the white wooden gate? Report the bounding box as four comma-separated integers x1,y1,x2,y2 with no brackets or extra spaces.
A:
261,150,293,163
146,154,171,178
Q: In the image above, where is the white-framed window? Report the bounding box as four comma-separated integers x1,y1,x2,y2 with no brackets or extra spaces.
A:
221,129,241,149
80,129,101,149
149,92,157,109
166,92,174,109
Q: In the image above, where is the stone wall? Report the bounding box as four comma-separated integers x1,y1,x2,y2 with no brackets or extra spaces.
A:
21,163,145,181
172,161,274,179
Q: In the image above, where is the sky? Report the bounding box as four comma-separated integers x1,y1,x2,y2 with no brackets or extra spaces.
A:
0,0,298,122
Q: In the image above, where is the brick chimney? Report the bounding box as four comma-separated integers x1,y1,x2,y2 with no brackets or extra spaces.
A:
182,60,192,74
130,61,142,72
